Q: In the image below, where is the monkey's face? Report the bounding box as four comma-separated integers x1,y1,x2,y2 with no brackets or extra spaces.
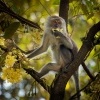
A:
51,18,62,29
44,16,67,34
49,16,63,29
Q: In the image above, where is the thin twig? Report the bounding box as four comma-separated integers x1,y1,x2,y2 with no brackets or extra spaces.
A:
0,0,42,30
24,68,50,93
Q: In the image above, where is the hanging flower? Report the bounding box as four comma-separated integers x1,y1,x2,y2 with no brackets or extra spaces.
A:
0,37,5,46
1,67,23,83
5,53,17,67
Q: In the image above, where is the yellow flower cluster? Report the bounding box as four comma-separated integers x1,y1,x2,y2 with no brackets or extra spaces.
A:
1,49,29,83
0,37,5,46
5,52,17,67
1,67,23,83
1,52,24,83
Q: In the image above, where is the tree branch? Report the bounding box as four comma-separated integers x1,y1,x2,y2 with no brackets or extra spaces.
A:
70,72,100,99
0,45,8,52
59,0,69,24
1,1,100,99
24,68,50,93
70,76,96,100
0,41,50,93
0,0,42,30
50,21,100,100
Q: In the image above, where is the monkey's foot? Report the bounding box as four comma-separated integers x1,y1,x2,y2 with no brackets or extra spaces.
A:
61,67,68,73
61,62,73,73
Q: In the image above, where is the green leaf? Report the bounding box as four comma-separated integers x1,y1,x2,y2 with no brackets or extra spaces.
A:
93,51,100,57
81,4,89,14
4,22,20,39
53,0,60,5
87,13,94,19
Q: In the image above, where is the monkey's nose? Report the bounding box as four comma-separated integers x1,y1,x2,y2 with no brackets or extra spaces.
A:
54,24,59,28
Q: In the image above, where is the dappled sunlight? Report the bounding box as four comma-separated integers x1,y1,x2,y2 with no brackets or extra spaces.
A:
0,0,100,99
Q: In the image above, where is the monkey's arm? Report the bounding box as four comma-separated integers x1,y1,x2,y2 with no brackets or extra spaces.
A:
52,30,73,49
53,30,94,80
27,33,50,58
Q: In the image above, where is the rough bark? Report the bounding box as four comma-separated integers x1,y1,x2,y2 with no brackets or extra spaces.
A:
50,22,100,100
1,0,100,100
0,0,42,30
59,0,69,24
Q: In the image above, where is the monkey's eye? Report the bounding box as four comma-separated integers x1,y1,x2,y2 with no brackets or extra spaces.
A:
57,20,61,24
51,20,62,28
53,20,61,24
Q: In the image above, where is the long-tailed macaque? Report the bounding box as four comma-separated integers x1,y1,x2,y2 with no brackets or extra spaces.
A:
13,16,95,100
27,16,80,99
27,16,78,77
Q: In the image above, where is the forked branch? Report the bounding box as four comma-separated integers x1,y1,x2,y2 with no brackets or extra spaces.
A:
0,0,42,30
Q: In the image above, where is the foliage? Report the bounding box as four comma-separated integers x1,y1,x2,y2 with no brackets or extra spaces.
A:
84,73,100,100
0,0,100,100
4,22,20,39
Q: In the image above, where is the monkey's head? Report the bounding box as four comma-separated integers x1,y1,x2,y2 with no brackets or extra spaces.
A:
44,16,67,34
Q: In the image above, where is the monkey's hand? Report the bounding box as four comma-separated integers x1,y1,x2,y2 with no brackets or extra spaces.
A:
51,30,65,39
61,67,68,73
52,30,73,49
52,29,62,36
52,28,63,33
61,63,72,73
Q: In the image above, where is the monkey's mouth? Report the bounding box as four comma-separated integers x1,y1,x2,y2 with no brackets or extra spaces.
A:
52,28,63,33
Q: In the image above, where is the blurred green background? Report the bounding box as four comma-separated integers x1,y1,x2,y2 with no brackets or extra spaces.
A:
0,0,100,100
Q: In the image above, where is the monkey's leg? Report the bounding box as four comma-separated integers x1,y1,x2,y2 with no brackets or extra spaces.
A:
73,71,80,100
38,63,61,78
